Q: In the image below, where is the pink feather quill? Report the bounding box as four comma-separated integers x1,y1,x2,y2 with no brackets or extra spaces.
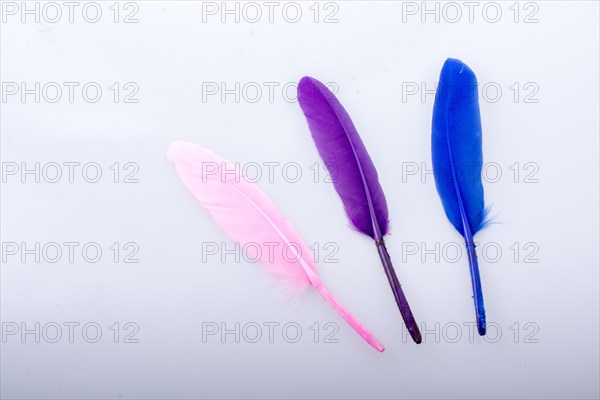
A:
168,141,384,352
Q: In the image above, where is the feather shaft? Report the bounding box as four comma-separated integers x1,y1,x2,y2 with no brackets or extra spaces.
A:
308,271,385,352
271,240,386,352
376,239,422,343
466,243,486,335
446,109,487,335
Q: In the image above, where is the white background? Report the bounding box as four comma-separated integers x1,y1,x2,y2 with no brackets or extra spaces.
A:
1,1,599,399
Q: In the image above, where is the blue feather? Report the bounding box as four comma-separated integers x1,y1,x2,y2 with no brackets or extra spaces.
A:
432,58,490,335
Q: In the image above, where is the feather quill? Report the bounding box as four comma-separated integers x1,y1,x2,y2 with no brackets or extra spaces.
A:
297,77,422,344
168,141,384,352
432,58,490,335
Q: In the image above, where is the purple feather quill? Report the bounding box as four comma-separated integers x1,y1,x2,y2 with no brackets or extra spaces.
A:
297,76,422,344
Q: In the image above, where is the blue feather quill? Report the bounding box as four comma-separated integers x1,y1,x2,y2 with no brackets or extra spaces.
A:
432,58,490,335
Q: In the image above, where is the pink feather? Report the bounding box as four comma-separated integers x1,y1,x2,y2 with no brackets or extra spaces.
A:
168,141,384,352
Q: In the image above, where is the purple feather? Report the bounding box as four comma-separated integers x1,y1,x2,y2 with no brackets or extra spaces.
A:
297,77,389,240
297,76,422,344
